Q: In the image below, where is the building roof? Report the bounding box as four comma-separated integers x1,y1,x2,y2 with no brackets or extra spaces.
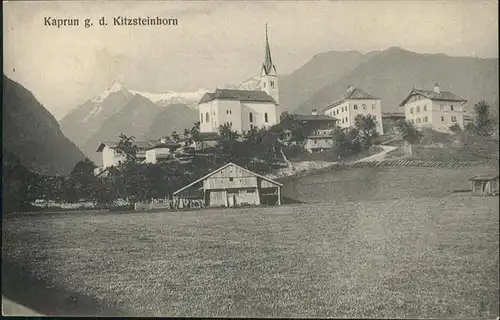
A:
173,162,283,195
96,140,156,152
469,173,499,181
198,89,277,105
198,132,219,141
307,135,333,139
323,87,380,111
146,141,182,150
399,88,467,106
276,114,339,130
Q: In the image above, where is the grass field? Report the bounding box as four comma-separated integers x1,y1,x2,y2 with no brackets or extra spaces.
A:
2,166,499,317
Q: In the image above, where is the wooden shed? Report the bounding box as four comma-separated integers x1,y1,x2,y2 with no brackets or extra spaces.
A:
469,173,499,196
173,162,283,207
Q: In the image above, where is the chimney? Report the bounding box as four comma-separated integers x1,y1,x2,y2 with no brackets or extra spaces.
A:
434,82,440,94
311,109,318,116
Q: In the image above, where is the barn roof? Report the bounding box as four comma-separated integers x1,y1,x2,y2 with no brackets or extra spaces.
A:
198,89,277,104
469,173,499,181
173,162,283,195
399,88,467,106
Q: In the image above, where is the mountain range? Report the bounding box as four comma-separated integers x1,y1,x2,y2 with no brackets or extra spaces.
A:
59,47,498,164
3,75,86,176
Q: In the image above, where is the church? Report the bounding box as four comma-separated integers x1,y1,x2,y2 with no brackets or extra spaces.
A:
198,25,280,134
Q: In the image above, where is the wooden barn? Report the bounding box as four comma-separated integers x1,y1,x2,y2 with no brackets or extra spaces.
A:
469,173,499,196
173,163,283,207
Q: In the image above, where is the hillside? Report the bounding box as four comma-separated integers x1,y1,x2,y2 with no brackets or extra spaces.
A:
82,94,162,164
145,103,199,139
279,50,381,112
3,75,86,176
297,47,499,115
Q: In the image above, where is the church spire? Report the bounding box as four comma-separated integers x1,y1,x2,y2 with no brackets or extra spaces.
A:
263,23,275,75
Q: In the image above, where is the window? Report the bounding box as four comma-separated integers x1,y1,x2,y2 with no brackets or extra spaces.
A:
337,110,339,115
373,116,377,120
264,112,268,123
345,116,348,122
451,116,457,122
249,112,253,123
372,104,376,110
342,118,344,124
229,177,234,182
200,114,203,123
423,105,427,111
416,118,421,123
416,106,420,113
353,105,358,110
206,112,210,122
270,81,275,88
450,105,454,111
410,107,414,114
313,139,317,144
441,116,444,121
362,104,367,110
263,82,266,88
423,116,428,122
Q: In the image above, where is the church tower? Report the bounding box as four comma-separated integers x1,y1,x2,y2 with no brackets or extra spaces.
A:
260,24,279,106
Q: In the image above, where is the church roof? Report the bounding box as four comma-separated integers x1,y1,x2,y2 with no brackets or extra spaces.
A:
323,86,380,111
262,24,276,76
198,89,277,104
399,88,467,106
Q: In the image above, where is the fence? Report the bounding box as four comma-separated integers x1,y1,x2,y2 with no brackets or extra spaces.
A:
279,159,499,180
134,198,206,211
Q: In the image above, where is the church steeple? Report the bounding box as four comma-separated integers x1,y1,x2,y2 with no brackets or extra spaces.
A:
260,23,279,105
262,24,275,75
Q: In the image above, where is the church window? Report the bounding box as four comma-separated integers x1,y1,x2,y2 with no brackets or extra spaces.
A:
441,116,444,121
265,113,268,123
450,105,454,111
206,112,210,122
353,105,358,110
200,113,203,123
270,81,275,88
249,112,253,123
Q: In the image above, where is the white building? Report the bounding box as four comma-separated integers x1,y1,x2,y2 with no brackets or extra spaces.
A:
323,86,384,135
198,25,279,134
145,138,181,164
399,82,467,132
95,140,156,173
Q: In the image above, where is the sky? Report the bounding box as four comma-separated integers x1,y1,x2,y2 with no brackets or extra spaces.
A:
3,0,498,119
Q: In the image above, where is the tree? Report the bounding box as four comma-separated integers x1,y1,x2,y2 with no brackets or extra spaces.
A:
171,130,181,142
114,133,139,165
68,158,98,202
354,114,378,147
190,121,201,142
280,111,292,122
449,123,462,133
472,100,495,136
394,120,422,155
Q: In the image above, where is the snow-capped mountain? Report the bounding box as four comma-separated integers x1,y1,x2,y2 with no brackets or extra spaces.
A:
60,82,209,162
130,88,209,108
225,76,262,91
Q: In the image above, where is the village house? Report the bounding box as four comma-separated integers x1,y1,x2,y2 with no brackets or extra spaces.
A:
399,82,467,132
173,162,283,207
198,25,280,134
94,140,157,174
145,138,182,164
323,86,384,135
276,110,339,153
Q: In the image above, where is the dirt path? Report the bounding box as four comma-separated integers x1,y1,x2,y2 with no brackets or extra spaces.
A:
2,296,42,316
350,145,398,163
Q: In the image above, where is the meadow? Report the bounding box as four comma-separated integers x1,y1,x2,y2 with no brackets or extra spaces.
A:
2,166,499,317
